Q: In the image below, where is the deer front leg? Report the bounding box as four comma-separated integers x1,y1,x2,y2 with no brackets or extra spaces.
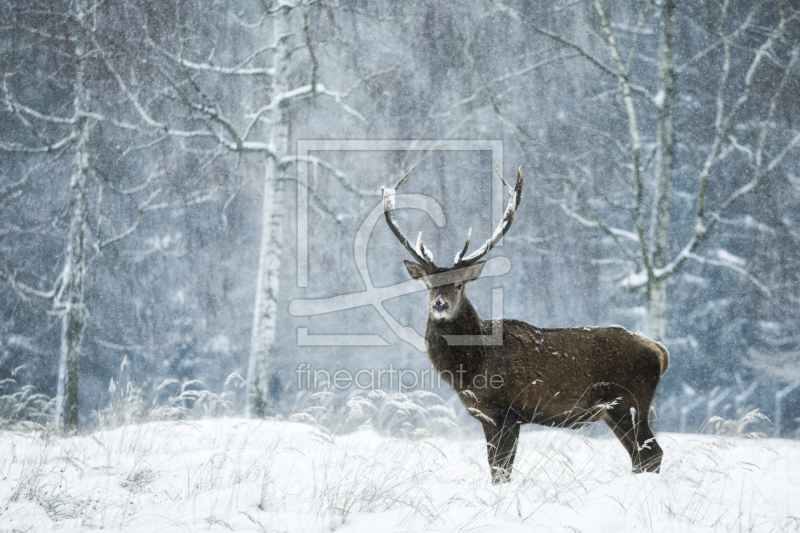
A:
482,413,521,484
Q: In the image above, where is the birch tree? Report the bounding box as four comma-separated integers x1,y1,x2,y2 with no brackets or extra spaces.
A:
489,1,800,344
0,0,100,430
247,2,292,420
107,0,368,417
244,2,367,417
0,0,212,429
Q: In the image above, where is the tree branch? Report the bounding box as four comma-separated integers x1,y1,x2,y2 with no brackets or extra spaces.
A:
492,0,657,106
685,252,771,297
595,0,653,282
0,265,57,301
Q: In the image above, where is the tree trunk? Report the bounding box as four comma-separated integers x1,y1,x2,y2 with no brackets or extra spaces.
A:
246,5,291,418
646,278,667,343
647,0,676,346
647,0,676,430
56,11,90,430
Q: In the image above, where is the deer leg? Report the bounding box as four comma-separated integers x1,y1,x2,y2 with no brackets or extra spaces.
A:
633,420,663,473
604,407,663,474
482,413,520,484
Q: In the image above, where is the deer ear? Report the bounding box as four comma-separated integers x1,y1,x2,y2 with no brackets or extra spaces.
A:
404,260,429,282
463,261,486,283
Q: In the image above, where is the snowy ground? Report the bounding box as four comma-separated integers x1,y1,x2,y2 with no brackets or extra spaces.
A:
1,418,799,533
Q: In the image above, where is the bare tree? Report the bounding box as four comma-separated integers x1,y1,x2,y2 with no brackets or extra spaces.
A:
98,0,369,417
0,0,216,429
486,1,800,345
244,2,368,417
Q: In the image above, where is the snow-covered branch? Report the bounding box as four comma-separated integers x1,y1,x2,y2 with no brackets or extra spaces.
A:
674,0,766,77
2,75,78,152
492,0,657,106
620,248,771,296
161,46,276,76
0,265,57,301
247,83,366,126
695,10,789,228
685,252,770,297
0,134,76,154
432,51,579,119
556,199,640,243
283,155,378,198
547,191,639,265
594,0,652,279
665,42,800,279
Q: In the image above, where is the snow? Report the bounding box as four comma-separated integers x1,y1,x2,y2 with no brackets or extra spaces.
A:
2,418,799,532
654,89,666,108
619,270,648,289
715,249,747,267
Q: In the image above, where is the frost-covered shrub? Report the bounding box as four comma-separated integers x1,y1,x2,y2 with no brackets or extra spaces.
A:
95,369,244,428
0,366,54,431
289,388,461,438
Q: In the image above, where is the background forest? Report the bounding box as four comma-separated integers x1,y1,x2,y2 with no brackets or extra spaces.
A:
1,0,799,434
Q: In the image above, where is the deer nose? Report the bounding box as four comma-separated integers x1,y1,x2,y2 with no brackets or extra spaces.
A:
433,297,448,312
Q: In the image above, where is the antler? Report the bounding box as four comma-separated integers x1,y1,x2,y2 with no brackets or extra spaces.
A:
453,166,523,268
382,168,438,272
383,166,523,272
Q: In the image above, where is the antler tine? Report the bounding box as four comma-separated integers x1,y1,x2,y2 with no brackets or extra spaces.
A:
454,166,524,267
453,227,472,265
416,232,435,263
382,169,437,271
493,165,512,193
394,167,413,190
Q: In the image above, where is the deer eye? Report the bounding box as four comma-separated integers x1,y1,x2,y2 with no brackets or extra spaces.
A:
455,282,463,290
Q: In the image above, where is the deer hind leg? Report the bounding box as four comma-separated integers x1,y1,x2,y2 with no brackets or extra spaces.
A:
604,403,663,474
482,413,521,484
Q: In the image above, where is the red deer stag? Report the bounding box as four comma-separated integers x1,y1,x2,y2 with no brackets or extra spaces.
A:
382,167,668,483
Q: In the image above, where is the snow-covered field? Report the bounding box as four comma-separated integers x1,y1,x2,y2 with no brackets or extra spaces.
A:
1,418,798,532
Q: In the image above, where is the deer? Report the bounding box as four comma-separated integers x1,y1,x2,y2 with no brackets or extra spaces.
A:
381,167,669,484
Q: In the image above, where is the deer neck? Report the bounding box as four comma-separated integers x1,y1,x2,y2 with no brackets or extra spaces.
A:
424,296,485,389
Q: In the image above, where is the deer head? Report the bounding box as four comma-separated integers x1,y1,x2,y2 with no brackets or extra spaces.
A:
382,167,523,321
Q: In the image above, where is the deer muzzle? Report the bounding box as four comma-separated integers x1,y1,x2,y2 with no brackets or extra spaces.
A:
433,297,448,313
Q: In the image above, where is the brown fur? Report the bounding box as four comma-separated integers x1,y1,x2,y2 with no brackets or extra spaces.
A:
387,167,665,483
633,333,669,375
407,262,667,483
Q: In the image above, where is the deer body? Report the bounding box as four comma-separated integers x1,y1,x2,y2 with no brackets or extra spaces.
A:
428,309,664,427
383,167,667,483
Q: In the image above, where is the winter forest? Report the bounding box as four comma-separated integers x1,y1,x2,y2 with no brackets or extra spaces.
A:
2,0,800,531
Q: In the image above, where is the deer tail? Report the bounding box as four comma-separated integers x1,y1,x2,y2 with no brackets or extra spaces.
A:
635,333,670,376
653,341,669,375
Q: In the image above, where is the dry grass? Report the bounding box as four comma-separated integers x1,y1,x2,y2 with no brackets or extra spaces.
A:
1,383,799,532
0,366,53,432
